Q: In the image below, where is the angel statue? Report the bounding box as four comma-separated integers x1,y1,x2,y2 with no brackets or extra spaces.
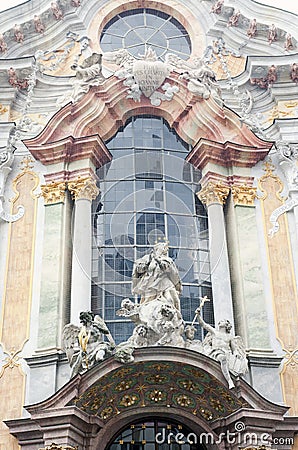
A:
193,299,248,389
62,311,115,378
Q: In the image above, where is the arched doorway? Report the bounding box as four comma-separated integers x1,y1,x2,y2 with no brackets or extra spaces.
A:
106,418,206,449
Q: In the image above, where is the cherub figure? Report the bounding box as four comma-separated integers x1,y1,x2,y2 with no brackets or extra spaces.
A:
116,298,140,324
71,53,104,82
34,15,45,34
51,2,63,20
268,24,277,45
184,325,202,352
247,18,257,39
14,24,24,43
227,10,240,27
210,0,224,14
284,33,294,51
0,33,8,53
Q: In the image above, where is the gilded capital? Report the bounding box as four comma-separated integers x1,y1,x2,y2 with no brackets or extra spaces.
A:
41,181,67,205
231,185,257,206
68,177,99,201
197,182,230,206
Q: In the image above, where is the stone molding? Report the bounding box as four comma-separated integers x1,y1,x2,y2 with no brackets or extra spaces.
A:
197,182,230,206
68,177,99,201
39,445,78,450
41,181,67,205
231,185,257,206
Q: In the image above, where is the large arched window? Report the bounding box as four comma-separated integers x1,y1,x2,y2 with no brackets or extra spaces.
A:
100,8,191,60
92,116,214,343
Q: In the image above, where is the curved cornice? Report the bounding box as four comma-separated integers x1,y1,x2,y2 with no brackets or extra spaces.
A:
23,74,272,170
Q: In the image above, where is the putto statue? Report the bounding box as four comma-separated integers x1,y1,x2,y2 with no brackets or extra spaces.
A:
62,311,115,377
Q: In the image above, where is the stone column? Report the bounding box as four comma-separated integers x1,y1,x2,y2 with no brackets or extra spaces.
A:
68,177,99,324
197,182,234,325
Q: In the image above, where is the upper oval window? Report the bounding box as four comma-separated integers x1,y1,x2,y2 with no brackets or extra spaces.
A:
100,8,191,60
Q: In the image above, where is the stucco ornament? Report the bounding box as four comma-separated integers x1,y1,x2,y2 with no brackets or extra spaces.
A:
165,53,223,106
0,131,25,223
267,142,298,237
57,51,106,105
103,47,179,106
62,311,115,377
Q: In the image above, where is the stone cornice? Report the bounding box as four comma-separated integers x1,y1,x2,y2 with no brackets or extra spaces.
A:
23,134,112,169
187,138,272,171
197,182,230,206
21,74,272,158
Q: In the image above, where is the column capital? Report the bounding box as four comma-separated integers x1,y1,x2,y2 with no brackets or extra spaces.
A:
231,185,257,206
41,181,67,205
197,182,230,206
68,177,99,201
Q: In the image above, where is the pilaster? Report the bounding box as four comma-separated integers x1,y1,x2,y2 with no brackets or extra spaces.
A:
37,181,72,350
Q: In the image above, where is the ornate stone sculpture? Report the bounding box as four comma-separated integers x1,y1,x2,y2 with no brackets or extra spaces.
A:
194,307,248,389
71,52,104,82
14,24,24,43
104,47,179,106
291,63,298,83
34,15,45,34
62,311,115,377
267,65,277,85
132,241,181,310
0,33,8,53
268,24,277,45
0,138,25,223
210,0,224,14
51,2,63,20
247,18,257,39
165,54,222,106
284,33,294,51
227,10,240,27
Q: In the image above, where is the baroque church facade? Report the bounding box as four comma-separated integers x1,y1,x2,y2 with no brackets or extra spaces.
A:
0,0,298,448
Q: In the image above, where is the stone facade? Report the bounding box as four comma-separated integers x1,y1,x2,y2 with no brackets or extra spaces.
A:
0,0,298,448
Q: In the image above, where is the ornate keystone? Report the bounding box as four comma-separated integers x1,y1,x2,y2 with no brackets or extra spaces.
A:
231,185,257,206
41,181,67,205
197,182,230,206
68,177,99,201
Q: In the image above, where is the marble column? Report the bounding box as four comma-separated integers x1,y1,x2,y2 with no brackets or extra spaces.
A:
197,182,234,325
68,177,99,324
